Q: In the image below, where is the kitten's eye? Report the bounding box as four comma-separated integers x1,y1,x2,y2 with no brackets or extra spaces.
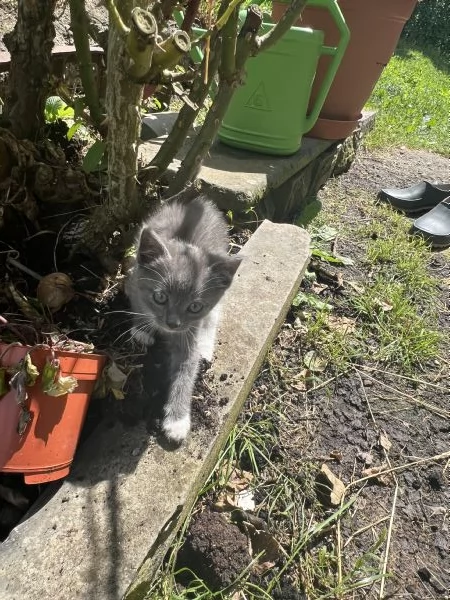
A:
153,291,168,305
188,301,203,314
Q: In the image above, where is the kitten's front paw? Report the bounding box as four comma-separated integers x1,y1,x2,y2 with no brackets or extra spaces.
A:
162,414,191,444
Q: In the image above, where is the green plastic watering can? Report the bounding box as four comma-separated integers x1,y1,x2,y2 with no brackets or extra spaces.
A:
176,0,349,155
220,0,349,154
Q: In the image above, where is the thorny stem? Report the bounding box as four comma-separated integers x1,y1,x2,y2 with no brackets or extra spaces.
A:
69,0,104,128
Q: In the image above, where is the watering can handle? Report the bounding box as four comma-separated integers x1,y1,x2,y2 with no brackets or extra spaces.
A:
303,0,350,130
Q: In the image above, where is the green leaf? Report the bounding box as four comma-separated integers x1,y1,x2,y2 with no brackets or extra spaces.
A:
82,140,106,173
292,292,333,311
45,96,65,122
312,248,354,266
67,122,81,141
311,225,337,243
41,358,59,391
41,358,78,397
45,374,78,397
24,354,39,386
295,198,322,227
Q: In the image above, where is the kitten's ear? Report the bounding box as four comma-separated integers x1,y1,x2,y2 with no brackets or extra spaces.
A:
209,254,242,288
138,228,168,263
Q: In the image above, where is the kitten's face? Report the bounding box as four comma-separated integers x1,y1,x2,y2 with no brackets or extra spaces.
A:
131,229,240,334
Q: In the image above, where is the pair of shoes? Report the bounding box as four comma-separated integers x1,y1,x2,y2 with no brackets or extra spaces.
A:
378,181,450,248
378,181,450,212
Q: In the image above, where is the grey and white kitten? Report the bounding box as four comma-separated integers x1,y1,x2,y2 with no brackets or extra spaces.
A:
125,196,241,444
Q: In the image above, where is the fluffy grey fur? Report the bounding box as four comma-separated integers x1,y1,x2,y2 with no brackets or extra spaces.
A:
125,196,241,443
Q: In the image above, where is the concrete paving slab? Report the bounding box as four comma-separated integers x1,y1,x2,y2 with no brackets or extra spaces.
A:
0,220,310,600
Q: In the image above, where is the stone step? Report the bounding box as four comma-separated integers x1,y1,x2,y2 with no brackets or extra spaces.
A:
139,111,375,222
1,220,311,600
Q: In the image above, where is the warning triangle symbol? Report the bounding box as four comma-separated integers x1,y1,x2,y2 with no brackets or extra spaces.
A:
245,82,272,112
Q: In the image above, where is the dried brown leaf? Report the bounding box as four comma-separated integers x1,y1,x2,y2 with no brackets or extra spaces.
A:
379,431,392,452
316,464,345,506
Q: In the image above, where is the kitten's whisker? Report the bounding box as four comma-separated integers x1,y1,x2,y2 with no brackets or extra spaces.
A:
137,277,162,285
104,310,151,317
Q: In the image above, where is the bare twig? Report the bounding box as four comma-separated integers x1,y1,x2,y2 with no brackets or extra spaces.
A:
379,481,399,599
347,450,450,491
354,368,450,419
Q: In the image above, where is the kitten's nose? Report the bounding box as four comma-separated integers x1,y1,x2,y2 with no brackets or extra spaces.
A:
166,316,181,330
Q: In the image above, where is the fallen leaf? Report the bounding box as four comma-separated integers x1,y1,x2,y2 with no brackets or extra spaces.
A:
379,431,392,452
244,522,283,575
293,317,307,333
312,225,337,243
373,297,393,312
316,464,346,506
346,280,364,294
311,282,329,294
290,381,307,392
357,451,373,466
225,465,254,493
236,489,256,512
326,315,357,334
213,494,237,512
303,350,328,373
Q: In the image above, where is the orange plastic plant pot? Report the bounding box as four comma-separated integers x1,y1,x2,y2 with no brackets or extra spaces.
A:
0,344,105,484
272,0,418,140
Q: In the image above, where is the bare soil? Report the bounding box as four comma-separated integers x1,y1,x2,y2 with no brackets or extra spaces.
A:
180,148,450,599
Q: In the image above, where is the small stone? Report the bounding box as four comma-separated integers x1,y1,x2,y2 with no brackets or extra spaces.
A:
417,566,431,582
428,469,444,491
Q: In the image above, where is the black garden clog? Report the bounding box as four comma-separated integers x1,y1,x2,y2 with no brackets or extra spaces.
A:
411,197,450,248
378,181,450,213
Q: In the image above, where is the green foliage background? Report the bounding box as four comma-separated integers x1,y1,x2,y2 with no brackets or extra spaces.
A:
402,0,450,59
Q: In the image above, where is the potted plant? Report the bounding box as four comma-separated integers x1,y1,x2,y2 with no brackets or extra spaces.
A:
272,0,419,140
0,341,105,484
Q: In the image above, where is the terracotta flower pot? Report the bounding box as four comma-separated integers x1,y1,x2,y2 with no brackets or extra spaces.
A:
272,0,418,140
0,343,105,484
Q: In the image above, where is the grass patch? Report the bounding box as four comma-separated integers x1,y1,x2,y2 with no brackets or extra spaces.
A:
366,43,450,155
304,187,442,372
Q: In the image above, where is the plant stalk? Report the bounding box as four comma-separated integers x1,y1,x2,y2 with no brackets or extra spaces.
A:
69,0,104,128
